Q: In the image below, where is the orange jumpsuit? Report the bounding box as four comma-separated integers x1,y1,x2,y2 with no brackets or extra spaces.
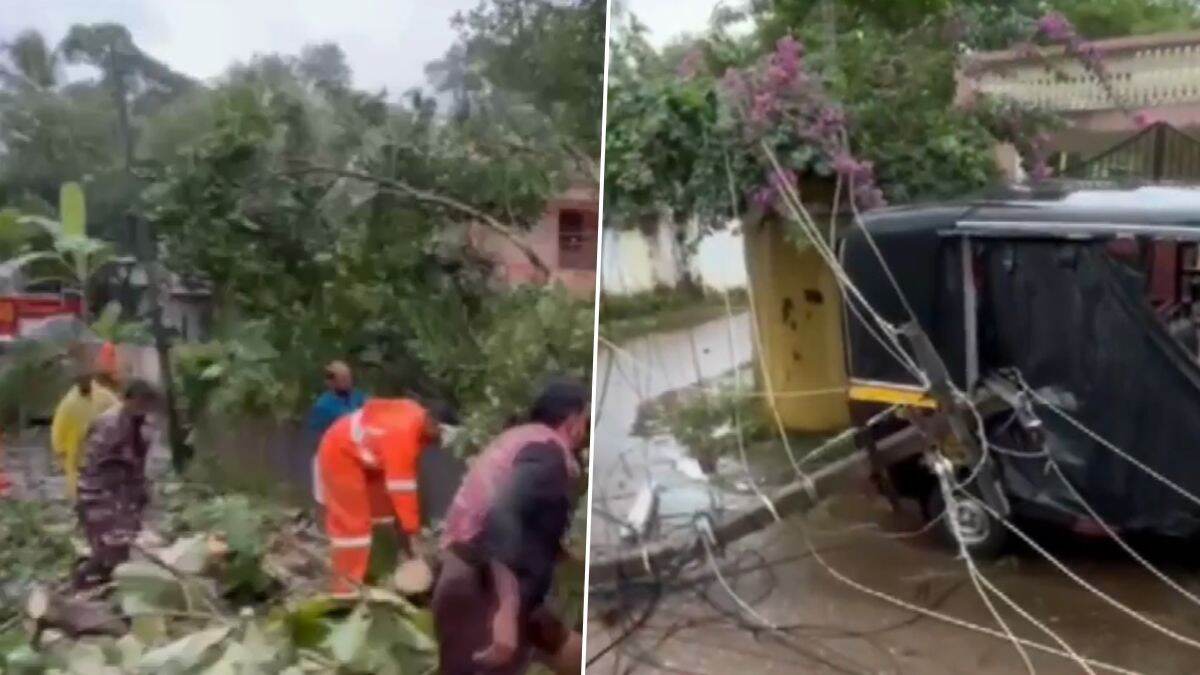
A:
316,398,428,596
97,342,119,382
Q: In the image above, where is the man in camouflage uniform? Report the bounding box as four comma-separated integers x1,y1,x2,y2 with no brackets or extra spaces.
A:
73,380,161,590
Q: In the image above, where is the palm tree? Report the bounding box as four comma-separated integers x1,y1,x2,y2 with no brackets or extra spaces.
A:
0,30,61,91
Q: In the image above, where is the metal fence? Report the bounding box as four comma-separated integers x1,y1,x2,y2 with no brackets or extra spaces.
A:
1062,122,1200,182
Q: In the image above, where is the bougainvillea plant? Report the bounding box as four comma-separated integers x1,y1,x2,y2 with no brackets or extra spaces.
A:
964,10,1149,182
718,35,886,217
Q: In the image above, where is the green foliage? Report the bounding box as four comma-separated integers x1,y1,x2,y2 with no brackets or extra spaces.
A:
757,0,1200,46
444,0,607,159
2,566,437,674
0,500,77,622
444,287,596,450
166,494,284,600
148,75,593,446
0,338,74,426
609,0,1196,226
90,301,152,345
173,321,295,424
828,24,1001,204
1050,0,1200,39
640,378,774,470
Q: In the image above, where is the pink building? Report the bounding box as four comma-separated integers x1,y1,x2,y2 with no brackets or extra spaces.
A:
469,181,599,298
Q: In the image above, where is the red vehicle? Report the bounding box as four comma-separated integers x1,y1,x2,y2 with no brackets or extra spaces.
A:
0,263,83,344
0,295,84,342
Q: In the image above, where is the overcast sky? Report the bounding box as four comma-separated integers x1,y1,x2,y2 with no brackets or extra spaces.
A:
623,0,730,47
0,0,484,97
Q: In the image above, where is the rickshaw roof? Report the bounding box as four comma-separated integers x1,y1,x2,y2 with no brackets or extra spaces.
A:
860,182,1200,238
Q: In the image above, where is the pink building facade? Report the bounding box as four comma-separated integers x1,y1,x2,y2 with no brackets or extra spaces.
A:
469,181,599,298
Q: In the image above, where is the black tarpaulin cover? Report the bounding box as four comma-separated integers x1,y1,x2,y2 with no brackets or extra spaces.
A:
980,241,1200,537
841,211,968,389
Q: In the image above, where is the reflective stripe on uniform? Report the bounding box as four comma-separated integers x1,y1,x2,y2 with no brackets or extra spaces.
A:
330,534,372,549
349,411,379,468
387,479,417,492
371,516,395,524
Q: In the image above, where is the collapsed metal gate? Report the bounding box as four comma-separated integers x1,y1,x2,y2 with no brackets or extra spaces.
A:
1062,121,1200,182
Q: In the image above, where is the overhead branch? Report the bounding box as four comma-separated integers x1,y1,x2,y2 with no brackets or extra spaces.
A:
284,163,552,280
561,139,600,185
489,136,599,186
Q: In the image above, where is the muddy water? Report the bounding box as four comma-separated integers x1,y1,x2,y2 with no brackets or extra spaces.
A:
588,315,1200,674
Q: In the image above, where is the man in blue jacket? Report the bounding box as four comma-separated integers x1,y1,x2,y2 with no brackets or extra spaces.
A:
308,361,366,505
307,361,366,435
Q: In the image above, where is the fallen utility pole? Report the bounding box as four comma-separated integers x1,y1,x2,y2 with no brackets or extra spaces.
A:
589,322,1015,586
589,449,871,586
588,442,896,587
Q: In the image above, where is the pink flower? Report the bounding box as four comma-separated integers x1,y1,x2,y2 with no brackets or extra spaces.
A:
766,64,791,87
751,185,776,210
677,48,704,80
775,36,804,67
749,91,779,126
1029,161,1053,182
1036,12,1075,42
832,152,860,178
770,168,798,192
720,68,749,105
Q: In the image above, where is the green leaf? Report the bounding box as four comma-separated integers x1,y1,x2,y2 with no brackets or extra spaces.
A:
17,214,62,237
59,182,87,238
4,644,46,674
137,626,230,674
157,535,211,575
91,302,123,339
130,616,166,647
114,634,146,669
6,250,61,272
62,642,110,674
281,599,335,649
324,606,370,665
113,561,188,615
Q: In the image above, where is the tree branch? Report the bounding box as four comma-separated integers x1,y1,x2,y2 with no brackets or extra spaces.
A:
284,164,552,280
560,139,600,185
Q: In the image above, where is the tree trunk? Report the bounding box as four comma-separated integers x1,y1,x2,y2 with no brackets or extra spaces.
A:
109,46,187,471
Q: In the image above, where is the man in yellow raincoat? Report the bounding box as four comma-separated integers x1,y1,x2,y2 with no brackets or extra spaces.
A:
51,373,119,497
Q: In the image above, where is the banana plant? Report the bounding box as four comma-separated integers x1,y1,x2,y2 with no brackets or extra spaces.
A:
5,182,114,322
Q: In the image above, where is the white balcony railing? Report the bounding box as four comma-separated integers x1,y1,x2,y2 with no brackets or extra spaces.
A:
962,31,1200,113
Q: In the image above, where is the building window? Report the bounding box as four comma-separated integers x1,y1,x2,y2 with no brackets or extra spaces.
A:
558,209,596,270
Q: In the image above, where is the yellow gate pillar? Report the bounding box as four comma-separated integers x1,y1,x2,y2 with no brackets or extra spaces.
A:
743,218,850,432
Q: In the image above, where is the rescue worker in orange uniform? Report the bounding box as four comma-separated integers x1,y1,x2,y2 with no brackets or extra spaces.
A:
316,397,442,597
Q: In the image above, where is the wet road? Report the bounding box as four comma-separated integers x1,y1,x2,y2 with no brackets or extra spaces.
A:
590,312,756,560
587,315,1200,674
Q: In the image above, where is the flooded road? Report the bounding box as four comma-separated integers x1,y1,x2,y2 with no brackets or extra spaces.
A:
587,315,1200,674
590,312,756,558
